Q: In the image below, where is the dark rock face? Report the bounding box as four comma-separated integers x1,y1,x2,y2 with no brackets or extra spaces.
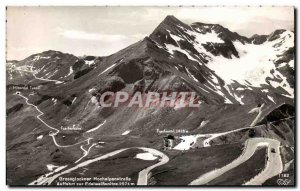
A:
113,59,144,83
250,29,288,45
150,15,192,37
249,34,268,45
268,29,287,41
98,76,126,94
273,47,295,89
177,40,200,56
72,59,85,71
274,47,294,66
257,104,294,125
84,56,96,61
62,99,73,106
35,95,52,105
74,67,94,79
202,41,239,59
254,104,295,146
191,22,250,44
6,103,23,116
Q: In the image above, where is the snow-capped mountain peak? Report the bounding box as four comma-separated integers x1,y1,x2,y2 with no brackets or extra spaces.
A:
148,16,294,102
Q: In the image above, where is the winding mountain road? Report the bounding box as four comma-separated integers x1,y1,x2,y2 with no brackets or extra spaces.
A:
16,92,169,186
15,92,93,163
199,126,250,147
244,139,282,185
189,104,283,185
249,103,265,127
29,147,169,186
137,148,169,185
17,91,284,186
33,73,63,84
14,67,63,84
189,138,282,185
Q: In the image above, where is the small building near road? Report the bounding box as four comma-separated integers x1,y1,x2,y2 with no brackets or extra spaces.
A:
163,135,175,150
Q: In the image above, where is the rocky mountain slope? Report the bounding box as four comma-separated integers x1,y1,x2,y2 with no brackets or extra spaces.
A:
6,15,294,186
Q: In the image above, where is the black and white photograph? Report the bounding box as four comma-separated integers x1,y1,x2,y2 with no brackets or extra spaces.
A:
5,6,295,187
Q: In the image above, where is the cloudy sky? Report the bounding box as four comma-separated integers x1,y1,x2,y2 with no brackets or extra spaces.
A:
7,6,294,60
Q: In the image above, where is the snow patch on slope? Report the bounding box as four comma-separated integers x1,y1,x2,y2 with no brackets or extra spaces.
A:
186,67,199,82
187,30,224,44
267,95,276,103
173,135,197,150
67,66,73,77
122,130,130,135
46,164,59,171
85,60,94,66
165,43,198,62
36,135,43,140
86,120,106,133
206,31,294,98
99,63,117,76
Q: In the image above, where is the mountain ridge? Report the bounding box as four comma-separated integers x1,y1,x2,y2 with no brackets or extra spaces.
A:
7,15,293,63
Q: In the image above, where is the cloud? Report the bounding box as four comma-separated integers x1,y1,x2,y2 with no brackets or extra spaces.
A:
56,28,146,43
7,6,294,60
56,28,130,42
138,6,294,36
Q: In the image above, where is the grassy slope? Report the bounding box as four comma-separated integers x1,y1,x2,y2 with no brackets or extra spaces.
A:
53,148,157,186
150,143,243,185
207,148,267,185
